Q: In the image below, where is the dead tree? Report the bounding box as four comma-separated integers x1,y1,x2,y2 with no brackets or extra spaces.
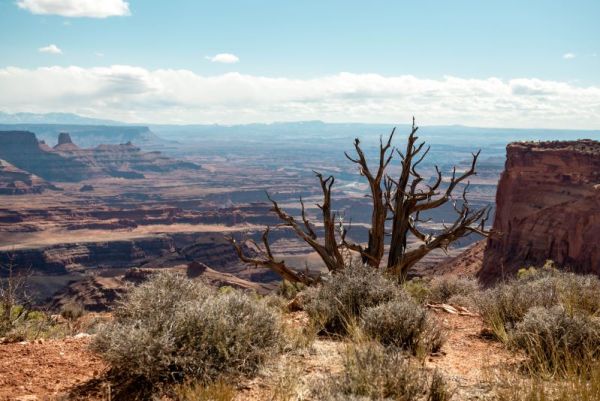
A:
0,255,30,332
229,118,490,283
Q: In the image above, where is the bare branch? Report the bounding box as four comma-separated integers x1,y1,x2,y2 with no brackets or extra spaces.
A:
227,230,314,284
299,197,317,240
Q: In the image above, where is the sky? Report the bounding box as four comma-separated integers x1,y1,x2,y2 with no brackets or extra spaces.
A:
0,0,599,128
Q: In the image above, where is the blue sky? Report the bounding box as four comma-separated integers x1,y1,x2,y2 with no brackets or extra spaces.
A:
0,0,599,127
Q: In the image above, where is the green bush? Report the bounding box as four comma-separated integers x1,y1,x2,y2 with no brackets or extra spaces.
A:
92,272,281,387
304,263,399,335
361,297,445,355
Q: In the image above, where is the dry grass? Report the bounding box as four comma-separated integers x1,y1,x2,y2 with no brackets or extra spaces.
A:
512,306,600,375
310,341,451,401
173,380,236,401
494,362,600,401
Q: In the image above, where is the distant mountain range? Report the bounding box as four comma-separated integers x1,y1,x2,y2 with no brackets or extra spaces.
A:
0,112,171,149
1,111,597,150
0,111,125,126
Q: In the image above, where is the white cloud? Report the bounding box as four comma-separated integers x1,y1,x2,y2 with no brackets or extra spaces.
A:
0,65,599,128
17,0,130,18
38,44,62,54
563,53,576,59
95,52,104,57
205,53,240,64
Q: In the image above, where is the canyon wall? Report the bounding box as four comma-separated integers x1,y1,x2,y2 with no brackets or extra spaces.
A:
0,131,200,183
479,140,600,282
0,159,56,195
0,131,91,181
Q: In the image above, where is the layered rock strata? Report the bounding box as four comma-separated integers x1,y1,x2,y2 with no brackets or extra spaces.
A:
479,140,600,282
0,131,200,182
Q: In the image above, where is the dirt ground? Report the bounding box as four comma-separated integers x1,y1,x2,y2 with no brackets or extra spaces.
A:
0,310,518,401
0,336,107,401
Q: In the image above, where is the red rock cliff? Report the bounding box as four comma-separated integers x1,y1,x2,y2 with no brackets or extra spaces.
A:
479,140,600,282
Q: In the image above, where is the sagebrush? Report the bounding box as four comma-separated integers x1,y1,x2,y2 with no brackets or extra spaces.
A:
311,341,451,401
361,297,445,355
304,263,399,335
93,273,281,387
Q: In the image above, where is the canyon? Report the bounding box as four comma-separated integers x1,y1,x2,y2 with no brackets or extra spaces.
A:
2,124,597,311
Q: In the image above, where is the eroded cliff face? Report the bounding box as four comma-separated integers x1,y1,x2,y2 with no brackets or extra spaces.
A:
0,131,91,182
0,131,200,182
479,140,600,282
0,159,57,195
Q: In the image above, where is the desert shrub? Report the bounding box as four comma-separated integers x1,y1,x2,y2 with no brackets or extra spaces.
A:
0,308,70,342
476,275,560,341
512,306,600,374
495,361,600,401
304,263,399,335
403,277,430,304
93,272,281,388
60,301,85,321
312,342,450,401
477,269,600,342
361,297,445,355
277,280,306,300
427,276,479,304
446,294,473,308
260,293,290,313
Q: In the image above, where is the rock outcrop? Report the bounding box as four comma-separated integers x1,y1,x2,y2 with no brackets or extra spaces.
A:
54,132,80,151
0,131,200,182
0,159,57,195
0,235,176,275
479,140,600,282
0,131,92,181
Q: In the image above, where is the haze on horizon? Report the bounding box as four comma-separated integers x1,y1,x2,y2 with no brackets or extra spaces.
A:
1,0,599,129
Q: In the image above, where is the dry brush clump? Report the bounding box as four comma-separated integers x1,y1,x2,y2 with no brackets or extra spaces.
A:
362,298,445,356
494,361,600,401
303,263,399,335
475,267,600,376
311,341,452,401
476,268,600,342
476,273,562,342
303,263,445,355
513,306,600,374
92,272,282,394
427,275,480,305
